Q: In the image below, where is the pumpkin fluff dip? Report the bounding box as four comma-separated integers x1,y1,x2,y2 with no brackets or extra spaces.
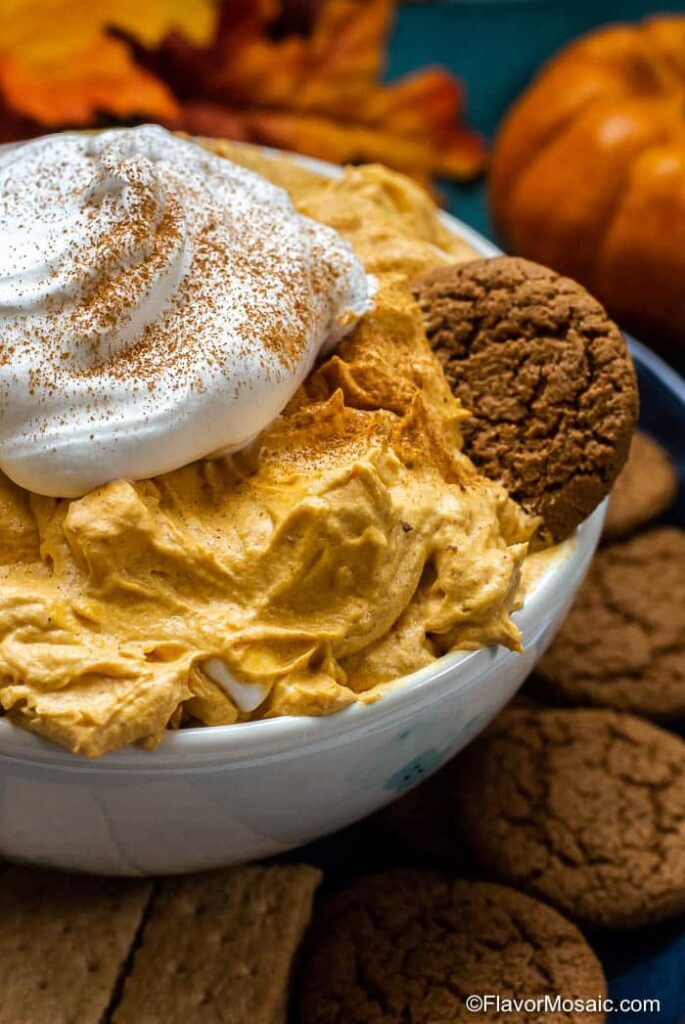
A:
0,126,618,757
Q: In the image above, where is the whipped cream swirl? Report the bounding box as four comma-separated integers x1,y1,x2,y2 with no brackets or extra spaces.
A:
0,126,370,497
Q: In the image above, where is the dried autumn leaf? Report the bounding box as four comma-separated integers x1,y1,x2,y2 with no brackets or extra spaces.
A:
157,0,486,182
0,0,485,187
0,0,218,126
204,0,393,111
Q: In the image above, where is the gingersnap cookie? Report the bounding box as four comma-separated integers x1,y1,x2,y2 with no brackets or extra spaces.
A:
453,707,685,928
603,431,677,540
300,870,606,1024
412,257,638,539
535,527,685,720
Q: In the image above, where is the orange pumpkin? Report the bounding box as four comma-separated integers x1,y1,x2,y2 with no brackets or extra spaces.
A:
490,16,685,350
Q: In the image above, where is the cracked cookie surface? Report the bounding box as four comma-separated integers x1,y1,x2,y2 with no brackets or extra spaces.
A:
300,870,606,1023
603,432,677,540
412,257,638,539
535,528,685,720
453,708,685,927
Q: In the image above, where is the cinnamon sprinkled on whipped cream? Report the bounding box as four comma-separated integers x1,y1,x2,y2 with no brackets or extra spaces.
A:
0,126,371,497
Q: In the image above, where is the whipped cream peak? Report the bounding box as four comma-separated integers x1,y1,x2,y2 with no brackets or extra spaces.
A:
0,126,371,497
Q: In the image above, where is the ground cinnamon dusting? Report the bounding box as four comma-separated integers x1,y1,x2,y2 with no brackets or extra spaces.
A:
0,126,368,495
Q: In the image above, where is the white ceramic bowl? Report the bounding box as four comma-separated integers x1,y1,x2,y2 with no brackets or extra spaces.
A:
0,151,606,875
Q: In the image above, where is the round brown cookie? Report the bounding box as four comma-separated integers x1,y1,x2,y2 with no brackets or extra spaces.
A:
452,707,685,928
535,527,685,720
603,431,677,540
411,257,638,539
300,870,606,1024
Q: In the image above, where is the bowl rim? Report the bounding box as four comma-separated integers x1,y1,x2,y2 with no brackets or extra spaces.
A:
0,144,600,769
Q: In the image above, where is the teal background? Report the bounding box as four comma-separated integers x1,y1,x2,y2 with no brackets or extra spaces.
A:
388,1,685,241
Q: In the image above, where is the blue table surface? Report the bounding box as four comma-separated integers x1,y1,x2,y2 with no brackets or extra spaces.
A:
384,4,685,1019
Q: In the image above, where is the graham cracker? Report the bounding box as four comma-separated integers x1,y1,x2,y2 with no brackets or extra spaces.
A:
0,865,152,1024
112,864,321,1024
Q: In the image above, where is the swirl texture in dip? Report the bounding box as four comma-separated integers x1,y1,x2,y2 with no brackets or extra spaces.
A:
0,147,540,757
0,126,369,497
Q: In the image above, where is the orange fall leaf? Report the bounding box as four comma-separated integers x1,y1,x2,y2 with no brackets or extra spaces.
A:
0,0,486,185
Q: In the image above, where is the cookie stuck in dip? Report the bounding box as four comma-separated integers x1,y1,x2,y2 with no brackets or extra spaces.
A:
412,256,638,539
